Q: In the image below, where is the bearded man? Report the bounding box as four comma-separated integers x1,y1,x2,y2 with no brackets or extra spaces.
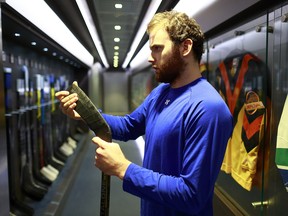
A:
56,11,233,216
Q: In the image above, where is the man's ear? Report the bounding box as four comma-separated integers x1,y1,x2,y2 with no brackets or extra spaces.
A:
181,39,193,57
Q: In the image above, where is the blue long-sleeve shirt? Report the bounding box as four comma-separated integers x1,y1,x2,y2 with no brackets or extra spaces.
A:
102,77,233,216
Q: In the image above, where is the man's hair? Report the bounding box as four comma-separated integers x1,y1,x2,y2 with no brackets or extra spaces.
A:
147,10,205,63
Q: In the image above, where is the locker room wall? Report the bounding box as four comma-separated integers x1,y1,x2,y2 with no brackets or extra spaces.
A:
102,71,129,115
88,62,104,109
129,68,158,111
0,3,10,215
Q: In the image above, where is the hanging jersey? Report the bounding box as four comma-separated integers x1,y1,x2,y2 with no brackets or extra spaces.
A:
275,94,288,192
223,92,266,190
215,51,269,190
215,52,264,124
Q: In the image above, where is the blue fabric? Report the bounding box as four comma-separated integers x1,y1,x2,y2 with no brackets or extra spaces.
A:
103,78,233,216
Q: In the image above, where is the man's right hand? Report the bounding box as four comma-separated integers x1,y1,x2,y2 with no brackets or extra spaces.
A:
55,84,82,120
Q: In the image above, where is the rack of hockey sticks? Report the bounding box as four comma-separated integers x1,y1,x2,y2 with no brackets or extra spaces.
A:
3,66,81,215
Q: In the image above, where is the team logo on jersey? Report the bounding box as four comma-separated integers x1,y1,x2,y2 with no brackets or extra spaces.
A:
244,91,265,115
242,91,265,153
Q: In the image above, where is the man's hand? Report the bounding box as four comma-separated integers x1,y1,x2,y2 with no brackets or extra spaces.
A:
92,137,131,180
55,81,82,120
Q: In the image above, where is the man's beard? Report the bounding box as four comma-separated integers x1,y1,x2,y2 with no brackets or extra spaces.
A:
155,46,186,84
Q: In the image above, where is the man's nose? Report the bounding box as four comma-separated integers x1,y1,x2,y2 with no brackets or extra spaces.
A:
148,53,154,63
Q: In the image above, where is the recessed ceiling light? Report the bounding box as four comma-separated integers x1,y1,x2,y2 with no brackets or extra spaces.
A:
113,59,118,68
31,41,37,46
76,0,108,67
115,4,122,9
114,46,119,50
114,38,120,42
114,51,119,56
43,47,48,52
114,25,121,30
122,0,162,68
14,33,20,37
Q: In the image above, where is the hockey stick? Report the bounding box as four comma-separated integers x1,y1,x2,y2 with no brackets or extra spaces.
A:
21,66,48,199
4,67,35,215
67,82,111,216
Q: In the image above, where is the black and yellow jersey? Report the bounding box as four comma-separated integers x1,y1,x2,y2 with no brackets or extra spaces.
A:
215,51,269,191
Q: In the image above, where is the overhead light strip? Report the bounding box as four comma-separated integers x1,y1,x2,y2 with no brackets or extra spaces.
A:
6,0,94,67
129,0,216,71
173,0,216,16
129,42,150,71
122,0,162,69
76,0,109,68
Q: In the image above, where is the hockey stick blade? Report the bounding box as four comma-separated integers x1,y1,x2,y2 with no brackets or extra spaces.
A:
67,82,111,216
67,83,112,143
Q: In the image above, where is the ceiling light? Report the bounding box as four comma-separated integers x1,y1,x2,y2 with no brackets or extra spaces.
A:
76,0,109,68
14,33,20,37
43,48,48,52
114,51,119,56
31,41,37,46
114,38,120,42
114,46,119,50
129,42,150,71
173,0,216,16
113,58,118,68
114,25,121,30
6,0,93,67
115,4,122,9
122,0,162,68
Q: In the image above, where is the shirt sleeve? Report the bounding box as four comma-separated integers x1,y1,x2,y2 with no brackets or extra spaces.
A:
102,84,164,141
102,108,146,141
123,98,233,214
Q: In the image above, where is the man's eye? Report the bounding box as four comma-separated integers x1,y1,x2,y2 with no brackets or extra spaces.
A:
153,46,161,51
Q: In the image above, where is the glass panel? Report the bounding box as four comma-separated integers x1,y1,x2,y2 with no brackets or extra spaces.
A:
130,69,158,111
266,4,288,215
201,13,271,214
